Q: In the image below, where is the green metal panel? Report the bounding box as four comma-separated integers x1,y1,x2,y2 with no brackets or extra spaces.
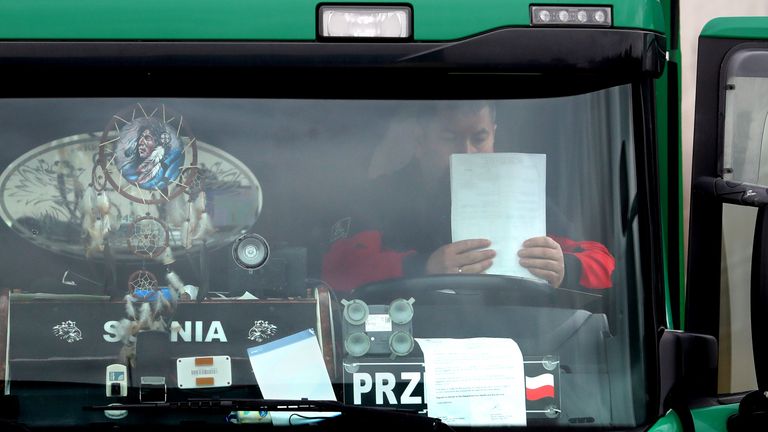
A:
691,404,738,432
652,0,686,331
702,17,768,41
647,410,683,432
0,0,664,41
656,60,674,329
647,405,736,432
675,45,685,330
655,0,681,329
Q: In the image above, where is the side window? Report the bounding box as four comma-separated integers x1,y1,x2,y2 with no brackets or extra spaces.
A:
719,48,768,393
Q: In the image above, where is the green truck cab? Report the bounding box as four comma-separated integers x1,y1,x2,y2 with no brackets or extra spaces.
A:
0,1,763,431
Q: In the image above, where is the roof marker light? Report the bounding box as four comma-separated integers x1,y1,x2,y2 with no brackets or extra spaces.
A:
531,6,612,27
319,5,411,38
594,10,607,24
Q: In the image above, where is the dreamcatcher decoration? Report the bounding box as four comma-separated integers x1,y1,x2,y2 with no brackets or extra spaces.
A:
95,103,216,250
127,215,169,259
92,103,206,366
118,263,193,366
117,209,201,365
97,103,198,205
128,269,159,296
118,269,163,366
81,103,201,259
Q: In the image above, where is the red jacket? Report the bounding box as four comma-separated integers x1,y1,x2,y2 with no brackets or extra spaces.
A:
323,230,614,293
321,161,615,293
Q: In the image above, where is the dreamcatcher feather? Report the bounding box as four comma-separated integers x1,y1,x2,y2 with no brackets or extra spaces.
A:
157,246,176,266
192,211,216,241
180,219,192,249
191,192,215,241
166,194,188,226
80,185,96,216
124,295,137,320
166,270,185,299
85,220,105,257
100,214,112,236
194,191,206,213
96,191,110,216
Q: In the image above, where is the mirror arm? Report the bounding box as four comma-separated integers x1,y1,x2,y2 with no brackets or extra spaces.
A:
694,176,768,207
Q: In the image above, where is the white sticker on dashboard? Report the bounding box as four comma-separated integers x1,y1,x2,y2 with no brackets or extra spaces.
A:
177,356,232,389
365,314,392,332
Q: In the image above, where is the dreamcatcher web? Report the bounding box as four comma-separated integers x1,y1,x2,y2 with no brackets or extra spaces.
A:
129,270,158,292
129,217,167,257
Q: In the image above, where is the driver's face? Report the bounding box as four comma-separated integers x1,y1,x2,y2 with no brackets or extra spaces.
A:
138,129,156,159
420,106,496,175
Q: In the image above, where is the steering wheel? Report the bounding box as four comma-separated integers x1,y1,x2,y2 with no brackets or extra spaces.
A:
351,274,554,306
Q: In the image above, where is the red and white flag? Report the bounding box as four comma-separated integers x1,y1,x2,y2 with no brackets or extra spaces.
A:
525,374,555,401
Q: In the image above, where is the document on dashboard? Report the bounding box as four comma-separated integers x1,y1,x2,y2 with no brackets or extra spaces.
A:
450,152,546,281
247,329,338,425
415,337,526,426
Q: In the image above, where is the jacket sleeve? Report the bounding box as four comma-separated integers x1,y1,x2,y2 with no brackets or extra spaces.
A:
322,230,415,293
322,229,615,292
549,235,615,290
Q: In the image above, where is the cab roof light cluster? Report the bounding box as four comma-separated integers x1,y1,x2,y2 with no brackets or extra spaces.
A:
530,5,612,27
318,5,412,39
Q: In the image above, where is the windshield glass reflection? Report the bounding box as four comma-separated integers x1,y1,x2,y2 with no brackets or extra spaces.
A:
0,88,645,428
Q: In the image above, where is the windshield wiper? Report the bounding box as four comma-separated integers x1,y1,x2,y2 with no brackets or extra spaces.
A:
87,399,452,430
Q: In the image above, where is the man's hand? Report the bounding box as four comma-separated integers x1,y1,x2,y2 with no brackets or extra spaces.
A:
426,239,495,275
518,236,565,288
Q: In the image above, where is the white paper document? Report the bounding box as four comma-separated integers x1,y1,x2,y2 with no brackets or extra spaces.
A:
247,329,338,425
451,152,546,281
415,337,527,426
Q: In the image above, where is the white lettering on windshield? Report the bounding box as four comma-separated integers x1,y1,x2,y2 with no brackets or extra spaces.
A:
352,372,423,405
103,321,121,343
400,372,422,404
170,321,227,342
375,372,397,404
102,320,228,343
352,373,372,404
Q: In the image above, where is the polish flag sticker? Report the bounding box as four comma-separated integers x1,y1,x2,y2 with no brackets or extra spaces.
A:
525,374,555,401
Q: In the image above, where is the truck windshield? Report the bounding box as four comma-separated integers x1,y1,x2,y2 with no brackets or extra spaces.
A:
0,83,648,428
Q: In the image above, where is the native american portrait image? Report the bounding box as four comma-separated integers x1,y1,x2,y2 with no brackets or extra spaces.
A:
115,117,184,191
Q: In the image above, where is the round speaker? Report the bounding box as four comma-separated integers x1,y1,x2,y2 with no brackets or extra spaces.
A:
343,299,369,325
388,298,414,324
345,332,371,357
232,233,270,270
389,331,414,357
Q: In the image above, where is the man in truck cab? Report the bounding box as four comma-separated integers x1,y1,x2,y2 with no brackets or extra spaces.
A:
322,101,615,292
